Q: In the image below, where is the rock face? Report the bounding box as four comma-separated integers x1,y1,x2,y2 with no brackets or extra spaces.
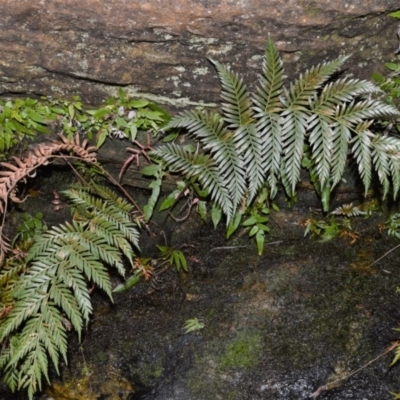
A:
0,0,399,108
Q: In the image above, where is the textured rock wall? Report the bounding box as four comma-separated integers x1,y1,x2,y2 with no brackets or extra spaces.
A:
0,0,399,108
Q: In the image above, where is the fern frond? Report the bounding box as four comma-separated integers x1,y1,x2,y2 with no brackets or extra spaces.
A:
48,280,83,333
390,154,400,199
86,182,134,214
335,100,398,126
253,36,284,113
252,38,284,197
350,121,373,194
280,58,349,194
151,143,202,177
308,114,334,187
211,59,253,127
151,143,234,220
55,265,92,326
0,182,142,398
0,291,47,341
283,56,349,109
0,256,26,287
164,110,246,210
64,188,139,256
40,303,68,368
60,245,111,296
4,316,53,397
234,123,264,202
86,218,135,265
330,124,352,188
255,112,282,197
280,110,308,195
309,79,379,113
372,135,400,198
194,155,234,221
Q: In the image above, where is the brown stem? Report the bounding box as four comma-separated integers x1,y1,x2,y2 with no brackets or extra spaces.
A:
310,342,398,398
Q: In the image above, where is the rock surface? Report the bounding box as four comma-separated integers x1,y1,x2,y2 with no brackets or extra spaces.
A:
0,1,399,107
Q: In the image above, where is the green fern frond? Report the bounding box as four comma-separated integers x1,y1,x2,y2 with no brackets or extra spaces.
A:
390,155,400,199
252,38,284,197
371,135,394,198
235,123,265,202
279,57,349,196
0,290,47,340
329,124,352,188
48,279,83,332
211,59,253,127
151,143,202,176
307,114,334,187
310,79,378,113
57,264,92,324
280,110,308,195
41,303,68,367
152,144,234,221
60,244,111,296
85,182,134,214
372,135,400,198
0,256,26,298
350,121,373,194
283,56,349,109
67,184,139,245
166,110,246,209
0,184,140,398
63,188,139,264
334,100,398,126
157,38,400,222
3,314,57,397
254,36,284,112
194,156,234,221
86,218,135,265
27,222,124,273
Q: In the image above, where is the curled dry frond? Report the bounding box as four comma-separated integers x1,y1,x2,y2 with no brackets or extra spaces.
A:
0,134,98,264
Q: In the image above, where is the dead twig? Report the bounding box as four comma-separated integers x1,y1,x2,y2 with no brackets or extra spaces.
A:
310,342,398,399
366,243,400,269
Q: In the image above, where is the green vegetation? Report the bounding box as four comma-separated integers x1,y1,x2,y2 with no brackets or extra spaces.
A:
12,212,48,249
0,182,139,398
0,89,170,157
151,37,398,253
218,333,263,369
183,318,205,334
157,245,188,272
1,34,400,398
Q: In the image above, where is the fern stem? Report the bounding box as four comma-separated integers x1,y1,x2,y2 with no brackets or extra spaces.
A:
97,166,144,219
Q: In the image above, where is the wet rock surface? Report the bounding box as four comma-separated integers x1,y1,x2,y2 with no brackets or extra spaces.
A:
46,211,400,399
1,169,400,399
0,1,399,106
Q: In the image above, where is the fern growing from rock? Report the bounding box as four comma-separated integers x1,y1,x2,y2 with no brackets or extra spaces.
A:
152,37,400,223
0,183,139,399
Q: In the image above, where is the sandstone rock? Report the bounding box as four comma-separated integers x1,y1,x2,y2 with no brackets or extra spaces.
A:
0,1,399,108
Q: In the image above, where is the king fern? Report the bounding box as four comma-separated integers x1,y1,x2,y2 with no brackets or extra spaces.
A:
0,183,139,399
152,37,400,223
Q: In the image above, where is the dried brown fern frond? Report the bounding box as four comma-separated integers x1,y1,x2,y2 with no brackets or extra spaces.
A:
0,134,98,264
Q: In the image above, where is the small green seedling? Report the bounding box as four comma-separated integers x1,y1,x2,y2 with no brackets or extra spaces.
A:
183,318,205,334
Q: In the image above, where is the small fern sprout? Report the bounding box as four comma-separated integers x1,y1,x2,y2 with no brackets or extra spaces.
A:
330,203,366,217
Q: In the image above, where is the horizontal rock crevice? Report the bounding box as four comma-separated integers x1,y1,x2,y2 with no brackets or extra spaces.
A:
0,1,399,108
